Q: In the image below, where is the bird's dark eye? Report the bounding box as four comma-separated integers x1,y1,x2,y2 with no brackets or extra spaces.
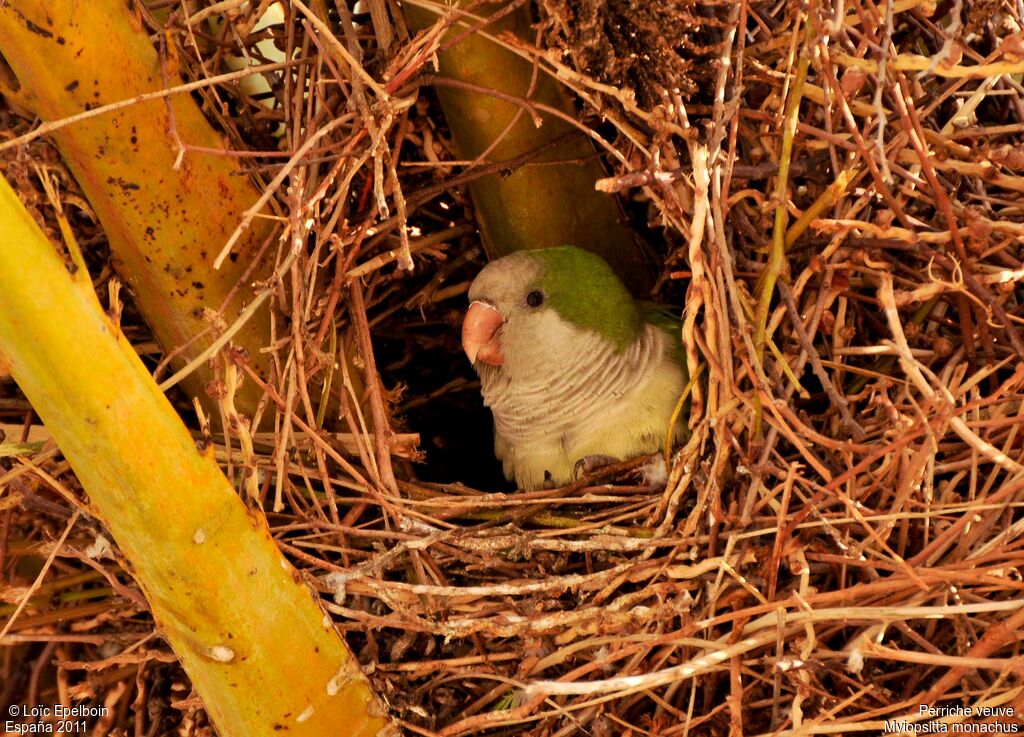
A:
526,290,544,308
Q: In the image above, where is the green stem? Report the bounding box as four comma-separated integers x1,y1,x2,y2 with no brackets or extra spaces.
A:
402,0,653,293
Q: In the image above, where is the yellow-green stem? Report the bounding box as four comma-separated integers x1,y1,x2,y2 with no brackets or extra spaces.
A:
402,0,653,293
754,17,816,353
0,175,390,737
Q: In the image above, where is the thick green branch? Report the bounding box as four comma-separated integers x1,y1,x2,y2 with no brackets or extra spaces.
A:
402,0,653,293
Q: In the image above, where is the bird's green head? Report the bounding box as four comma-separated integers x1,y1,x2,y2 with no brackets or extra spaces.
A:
462,246,641,367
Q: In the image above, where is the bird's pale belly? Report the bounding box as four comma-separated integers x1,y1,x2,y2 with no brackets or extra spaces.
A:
479,322,687,490
506,431,665,489
496,370,683,489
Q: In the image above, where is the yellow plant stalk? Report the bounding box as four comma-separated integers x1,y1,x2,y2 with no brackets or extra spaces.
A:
0,0,274,417
0,177,390,736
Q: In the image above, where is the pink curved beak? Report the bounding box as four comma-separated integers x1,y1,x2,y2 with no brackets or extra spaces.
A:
462,301,504,366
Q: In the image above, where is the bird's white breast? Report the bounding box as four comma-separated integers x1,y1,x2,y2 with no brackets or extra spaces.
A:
477,313,685,489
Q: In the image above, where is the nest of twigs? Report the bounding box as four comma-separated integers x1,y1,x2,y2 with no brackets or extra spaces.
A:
5,0,1024,735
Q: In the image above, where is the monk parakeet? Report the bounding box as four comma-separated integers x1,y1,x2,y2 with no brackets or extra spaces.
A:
461,246,688,490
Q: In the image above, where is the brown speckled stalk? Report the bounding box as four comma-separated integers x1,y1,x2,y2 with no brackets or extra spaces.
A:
0,0,275,418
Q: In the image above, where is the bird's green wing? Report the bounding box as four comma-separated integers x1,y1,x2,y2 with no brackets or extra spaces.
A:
639,301,684,360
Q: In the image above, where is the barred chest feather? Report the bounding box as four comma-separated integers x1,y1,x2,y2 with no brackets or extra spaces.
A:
476,311,686,490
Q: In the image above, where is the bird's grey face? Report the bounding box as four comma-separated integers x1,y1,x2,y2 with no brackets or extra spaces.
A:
462,252,548,368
